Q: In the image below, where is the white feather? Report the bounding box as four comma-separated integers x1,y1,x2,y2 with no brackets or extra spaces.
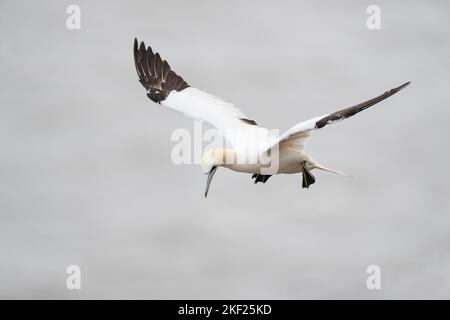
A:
161,87,277,154
262,114,328,153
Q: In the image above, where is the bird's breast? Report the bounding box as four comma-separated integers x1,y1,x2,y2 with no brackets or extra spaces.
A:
222,149,310,175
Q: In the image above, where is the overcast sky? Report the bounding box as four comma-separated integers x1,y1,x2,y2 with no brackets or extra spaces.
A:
0,0,449,299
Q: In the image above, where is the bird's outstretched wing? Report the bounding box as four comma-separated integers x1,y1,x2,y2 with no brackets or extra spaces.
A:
133,38,265,149
133,39,190,103
265,82,411,152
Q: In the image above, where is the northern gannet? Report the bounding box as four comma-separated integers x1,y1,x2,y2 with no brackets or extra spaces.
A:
133,38,410,197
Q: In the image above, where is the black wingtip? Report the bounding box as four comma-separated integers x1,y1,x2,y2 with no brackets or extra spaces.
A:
133,38,190,103
389,81,411,94
395,81,411,92
139,41,145,52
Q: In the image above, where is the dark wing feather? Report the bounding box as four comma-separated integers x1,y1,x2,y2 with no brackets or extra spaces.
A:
133,38,189,103
315,82,411,129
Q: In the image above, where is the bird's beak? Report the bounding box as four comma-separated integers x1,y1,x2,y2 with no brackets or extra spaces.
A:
204,165,218,198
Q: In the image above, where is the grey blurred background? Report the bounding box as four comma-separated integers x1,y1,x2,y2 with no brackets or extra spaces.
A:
1,0,449,299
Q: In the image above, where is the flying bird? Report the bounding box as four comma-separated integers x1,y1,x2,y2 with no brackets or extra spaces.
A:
133,38,410,197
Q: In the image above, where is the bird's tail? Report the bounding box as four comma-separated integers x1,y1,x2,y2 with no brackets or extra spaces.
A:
311,162,352,177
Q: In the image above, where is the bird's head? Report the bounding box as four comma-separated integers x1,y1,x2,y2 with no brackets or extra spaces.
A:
201,148,236,197
201,148,236,173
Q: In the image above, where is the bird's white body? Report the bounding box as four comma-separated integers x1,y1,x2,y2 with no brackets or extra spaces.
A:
163,87,322,173
218,149,312,174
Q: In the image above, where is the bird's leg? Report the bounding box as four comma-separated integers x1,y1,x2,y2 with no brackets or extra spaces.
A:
301,161,315,189
252,173,272,184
